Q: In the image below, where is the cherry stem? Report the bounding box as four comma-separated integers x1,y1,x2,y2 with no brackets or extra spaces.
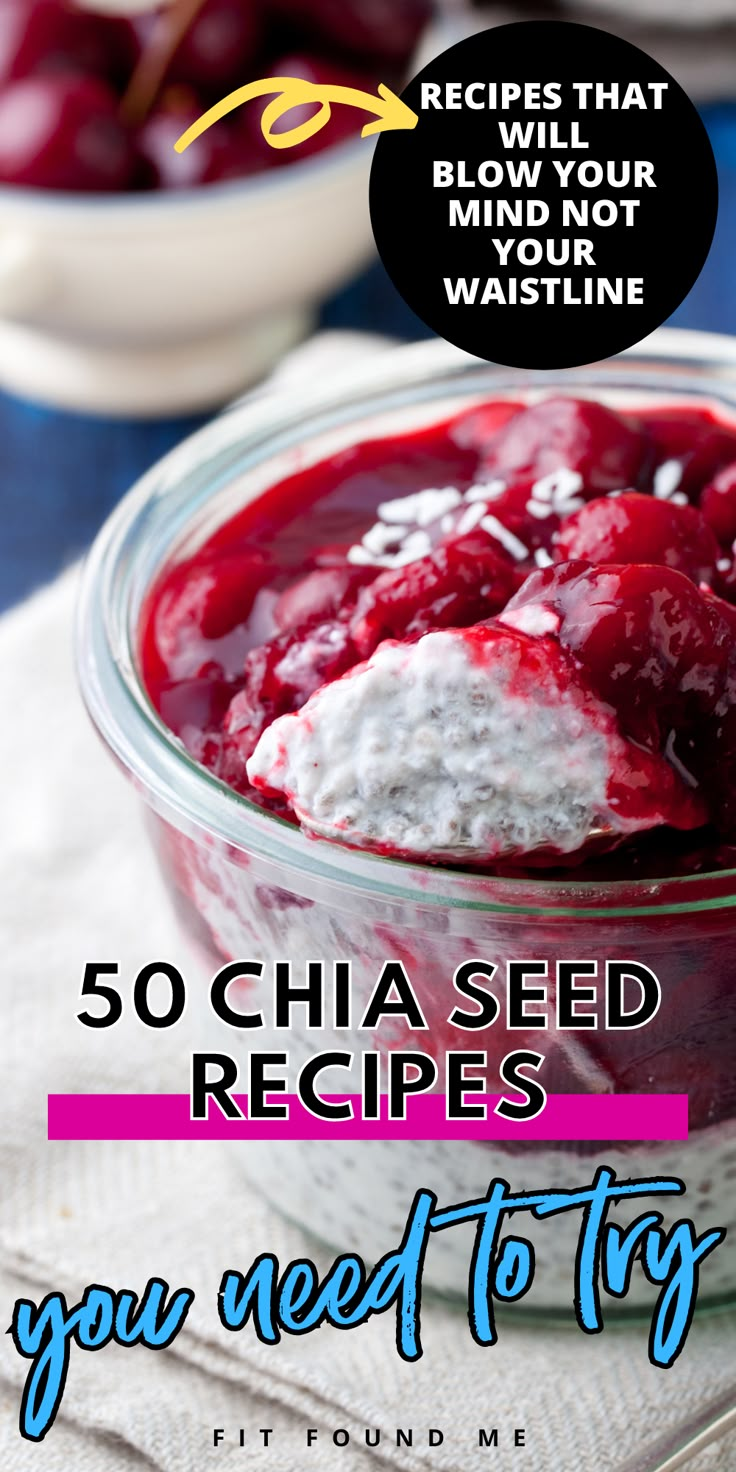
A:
120,0,209,127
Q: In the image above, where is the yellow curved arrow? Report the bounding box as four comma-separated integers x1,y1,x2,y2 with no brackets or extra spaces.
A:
174,77,418,155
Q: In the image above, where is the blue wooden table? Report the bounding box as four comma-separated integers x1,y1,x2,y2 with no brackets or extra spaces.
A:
2,102,735,615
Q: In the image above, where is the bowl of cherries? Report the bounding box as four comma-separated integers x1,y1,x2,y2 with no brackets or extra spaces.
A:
0,0,430,415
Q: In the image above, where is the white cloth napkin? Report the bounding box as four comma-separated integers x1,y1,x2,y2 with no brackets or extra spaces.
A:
2,335,736,1472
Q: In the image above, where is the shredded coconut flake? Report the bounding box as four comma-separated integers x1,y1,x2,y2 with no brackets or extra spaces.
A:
348,526,432,570
653,459,684,500
718,558,732,574
455,502,488,536
396,529,433,562
361,521,409,556
526,500,555,520
480,515,529,562
534,548,554,568
465,479,506,503
532,468,584,505
378,487,462,527
347,545,379,566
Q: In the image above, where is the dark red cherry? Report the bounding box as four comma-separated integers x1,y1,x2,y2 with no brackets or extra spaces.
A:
0,0,137,89
132,0,261,95
135,87,264,189
0,75,137,190
224,619,355,770
273,565,375,632
504,560,736,760
350,533,523,658
466,396,646,496
554,492,722,586
700,461,736,546
265,0,431,65
201,567,372,774
243,52,372,163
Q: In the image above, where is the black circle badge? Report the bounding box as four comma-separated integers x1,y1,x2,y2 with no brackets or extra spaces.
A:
369,21,718,370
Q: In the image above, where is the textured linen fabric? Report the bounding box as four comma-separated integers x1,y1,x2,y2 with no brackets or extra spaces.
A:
2,340,736,1471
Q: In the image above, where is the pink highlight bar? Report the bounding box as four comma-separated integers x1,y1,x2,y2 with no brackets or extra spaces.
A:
48,1093,688,1142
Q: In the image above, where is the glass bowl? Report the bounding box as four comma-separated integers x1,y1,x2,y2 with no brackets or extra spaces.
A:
78,328,736,1310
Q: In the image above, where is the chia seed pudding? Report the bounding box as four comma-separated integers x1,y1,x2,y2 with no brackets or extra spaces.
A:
80,340,736,1310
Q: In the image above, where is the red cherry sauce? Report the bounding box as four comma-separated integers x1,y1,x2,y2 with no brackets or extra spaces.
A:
140,394,736,876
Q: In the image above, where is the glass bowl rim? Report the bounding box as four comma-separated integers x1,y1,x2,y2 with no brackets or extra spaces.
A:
77,326,736,919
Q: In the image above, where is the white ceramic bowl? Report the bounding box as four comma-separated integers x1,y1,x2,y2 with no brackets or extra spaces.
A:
0,138,375,417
